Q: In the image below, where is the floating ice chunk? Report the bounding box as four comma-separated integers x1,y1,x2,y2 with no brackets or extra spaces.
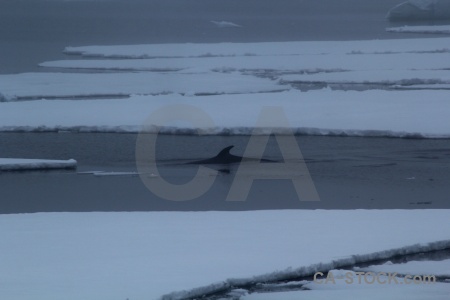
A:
93,171,140,177
77,171,104,175
0,158,77,171
78,171,157,177
211,21,242,28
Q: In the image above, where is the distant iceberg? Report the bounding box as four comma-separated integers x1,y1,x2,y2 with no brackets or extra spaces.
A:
387,0,450,20
211,21,242,28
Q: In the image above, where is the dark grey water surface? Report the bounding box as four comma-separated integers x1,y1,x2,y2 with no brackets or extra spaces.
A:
1,133,449,213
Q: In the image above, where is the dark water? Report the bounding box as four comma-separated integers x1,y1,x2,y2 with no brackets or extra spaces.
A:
1,133,449,213
0,0,447,74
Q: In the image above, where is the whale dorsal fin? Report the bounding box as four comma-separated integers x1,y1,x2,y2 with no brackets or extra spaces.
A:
216,145,234,158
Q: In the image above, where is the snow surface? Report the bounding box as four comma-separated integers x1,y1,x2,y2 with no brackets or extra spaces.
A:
0,158,76,171
355,259,450,277
0,72,283,101
0,89,449,138
387,25,450,34
0,210,449,300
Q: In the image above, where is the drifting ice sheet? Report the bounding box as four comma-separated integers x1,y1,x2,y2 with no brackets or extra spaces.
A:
39,52,450,73
0,158,77,171
62,38,450,58
0,90,449,138
0,72,283,101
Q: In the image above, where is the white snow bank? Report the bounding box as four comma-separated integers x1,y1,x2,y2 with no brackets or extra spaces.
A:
0,89,449,138
62,38,450,58
0,210,449,300
355,259,450,277
0,158,76,171
0,72,282,101
243,272,450,300
387,25,450,34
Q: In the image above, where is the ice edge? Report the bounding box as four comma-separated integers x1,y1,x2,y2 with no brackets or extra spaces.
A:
0,126,448,139
160,239,450,300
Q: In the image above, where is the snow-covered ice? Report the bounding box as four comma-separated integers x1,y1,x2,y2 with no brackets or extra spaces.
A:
387,25,450,34
0,89,449,138
0,158,76,171
0,72,283,101
24,37,450,139
37,38,450,100
39,52,450,73
62,38,450,59
0,210,449,300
